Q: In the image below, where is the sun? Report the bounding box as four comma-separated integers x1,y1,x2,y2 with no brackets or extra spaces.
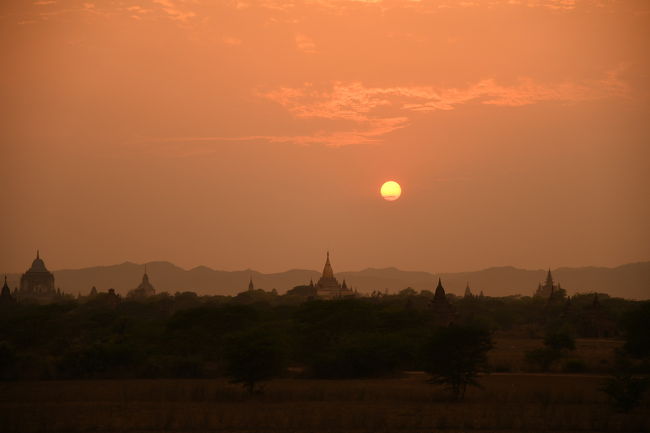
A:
380,180,402,201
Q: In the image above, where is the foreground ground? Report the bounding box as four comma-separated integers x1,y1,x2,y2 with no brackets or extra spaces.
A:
1,374,648,433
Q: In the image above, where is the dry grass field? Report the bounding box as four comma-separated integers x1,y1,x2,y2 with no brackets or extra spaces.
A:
489,337,622,373
1,373,648,433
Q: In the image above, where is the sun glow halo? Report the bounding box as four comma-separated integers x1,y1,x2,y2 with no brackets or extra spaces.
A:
380,181,402,201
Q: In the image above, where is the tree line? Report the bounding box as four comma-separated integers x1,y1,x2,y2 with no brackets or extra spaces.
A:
0,288,647,402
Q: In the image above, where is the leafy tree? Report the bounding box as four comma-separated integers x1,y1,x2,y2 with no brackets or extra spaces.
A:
307,332,407,378
166,305,260,360
224,328,286,394
58,341,140,379
623,301,650,359
398,287,417,297
286,285,317,298
422,324,492,400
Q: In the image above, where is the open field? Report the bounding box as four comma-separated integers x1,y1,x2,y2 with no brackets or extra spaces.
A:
1,374,648,433
489,337,622,373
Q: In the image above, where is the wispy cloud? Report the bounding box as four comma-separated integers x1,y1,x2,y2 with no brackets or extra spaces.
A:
152,0,196,21
263,70,628,118
14,0,625,29
295,33,317,53
259,70,627,146
222,36,243,46
138,69,627,150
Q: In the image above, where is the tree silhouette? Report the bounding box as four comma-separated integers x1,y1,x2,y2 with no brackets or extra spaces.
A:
224,328,286,394
525,329,575,372
422,324,492,400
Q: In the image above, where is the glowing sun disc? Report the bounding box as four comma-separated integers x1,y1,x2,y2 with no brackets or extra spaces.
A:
380,181,402,201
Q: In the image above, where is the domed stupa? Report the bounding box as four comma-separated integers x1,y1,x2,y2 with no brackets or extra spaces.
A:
19,250,56,300
127,265,156,298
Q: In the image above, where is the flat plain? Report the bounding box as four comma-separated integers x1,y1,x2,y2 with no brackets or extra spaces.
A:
1,337,645,432
2,373,649,433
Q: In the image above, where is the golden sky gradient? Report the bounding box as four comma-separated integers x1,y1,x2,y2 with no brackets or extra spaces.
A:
1,0,649,273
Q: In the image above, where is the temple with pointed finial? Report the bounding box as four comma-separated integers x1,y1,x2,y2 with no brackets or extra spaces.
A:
18,250,57,301
1,275,16,305
464,282,473,298
534,268,563,299
127,265,156,298
248,276,255,291
314,252,354,299
430,278,456,326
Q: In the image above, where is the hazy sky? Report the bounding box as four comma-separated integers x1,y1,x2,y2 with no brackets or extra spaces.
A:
1,0,649,274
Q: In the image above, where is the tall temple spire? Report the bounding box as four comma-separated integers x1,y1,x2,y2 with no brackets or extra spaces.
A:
37,249,40,260
464,281,473,298
142,265,149,284
430,277,455,326
434,278,446,300
248,276,254,291
322,251,334,279
545,268,554,287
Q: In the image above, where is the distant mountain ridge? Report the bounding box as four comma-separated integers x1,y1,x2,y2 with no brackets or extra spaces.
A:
4,261,649,299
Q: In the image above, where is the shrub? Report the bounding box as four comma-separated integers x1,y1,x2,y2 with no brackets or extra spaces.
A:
492,363,512,373
525,329,576,372
564,358,587,373
601,353,648,412
525,348,562,372
601,373,648,412
0,341,17,380
544,330,575,352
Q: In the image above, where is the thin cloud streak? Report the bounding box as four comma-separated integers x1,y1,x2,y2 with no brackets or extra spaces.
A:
133,116,409,151
295,33,317,53
253,71,628,146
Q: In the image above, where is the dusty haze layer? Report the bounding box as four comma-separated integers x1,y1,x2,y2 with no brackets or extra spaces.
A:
1,1,649,278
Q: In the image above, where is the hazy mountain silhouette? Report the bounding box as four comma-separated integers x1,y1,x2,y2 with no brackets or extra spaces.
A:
4,261,649,299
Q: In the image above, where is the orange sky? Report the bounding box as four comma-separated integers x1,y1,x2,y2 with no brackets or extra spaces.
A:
1,0,649,274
